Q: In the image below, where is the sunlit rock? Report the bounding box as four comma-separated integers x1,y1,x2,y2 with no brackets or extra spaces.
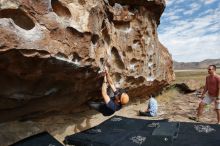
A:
0,0,174,122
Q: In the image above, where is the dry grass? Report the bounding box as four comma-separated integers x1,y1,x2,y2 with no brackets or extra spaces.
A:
157,88,180,103
173,69,220,89
174,69,206,86
174,69,220,82
158,69,220,102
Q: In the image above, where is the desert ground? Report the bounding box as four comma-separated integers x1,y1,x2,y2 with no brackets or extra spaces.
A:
0,69,219,146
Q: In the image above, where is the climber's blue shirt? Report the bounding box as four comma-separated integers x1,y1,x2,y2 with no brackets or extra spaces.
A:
106,97,122,112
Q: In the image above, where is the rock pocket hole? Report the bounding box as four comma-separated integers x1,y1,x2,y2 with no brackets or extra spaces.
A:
114,21,130,31
101,22,111,45
66,27,84,37
51,0,71,18
127,46,133,53
114,72,121,83
0,9,35,30
126,76,145,85
72,52,82,61
130,58,139,64
111,47,125,69
91,34,99,44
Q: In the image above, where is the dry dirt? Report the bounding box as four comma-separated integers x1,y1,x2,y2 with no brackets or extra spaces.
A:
0,91,218,146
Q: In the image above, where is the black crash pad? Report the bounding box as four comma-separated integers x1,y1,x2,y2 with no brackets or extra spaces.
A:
64,116,171,146
152,122,180,140
10,131,64,146
64,116,220,146
173,122,220,146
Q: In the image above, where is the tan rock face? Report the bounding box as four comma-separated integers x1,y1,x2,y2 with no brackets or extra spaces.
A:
0,0,174,122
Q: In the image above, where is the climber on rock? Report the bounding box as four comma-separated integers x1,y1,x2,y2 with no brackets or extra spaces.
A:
88,66,129,116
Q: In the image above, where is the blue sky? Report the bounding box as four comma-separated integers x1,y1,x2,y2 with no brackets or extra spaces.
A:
158,0,220,62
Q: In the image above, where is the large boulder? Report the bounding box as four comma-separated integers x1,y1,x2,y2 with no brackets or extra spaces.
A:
0,0,174,122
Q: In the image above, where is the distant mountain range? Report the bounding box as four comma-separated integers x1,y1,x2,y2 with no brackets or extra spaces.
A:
173,59,220,70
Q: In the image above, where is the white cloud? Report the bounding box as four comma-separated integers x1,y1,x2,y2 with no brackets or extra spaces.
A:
204,0,217,5
175,0,185,4
158,1,220,62
159,33,220,62
199,9,214,16
165,0,175,6
168,15,180,21
183,3,201,15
